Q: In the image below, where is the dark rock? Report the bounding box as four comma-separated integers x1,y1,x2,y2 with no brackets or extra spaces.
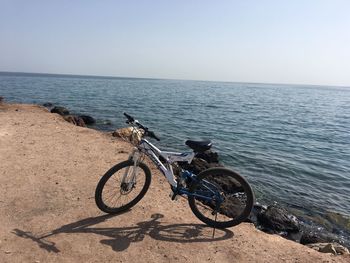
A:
51,106,69,116
245,203,267,225
190,158,211,174
74,117,86,127
0,96,4,103
208,162,224,168
287,231,304,243
301,231,327,245
177,158,208,175
325,211,350,234
195,150,219,163
298,221,350,248
79,115,96,125
258,205,300,233
179,157,224,175
300,230,338,245
63,115,86,127
171,163,182,177
208,173,242,192
43,102,53,107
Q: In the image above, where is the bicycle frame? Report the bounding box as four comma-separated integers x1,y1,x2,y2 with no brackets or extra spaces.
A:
95,114,254,228
128,138,195,187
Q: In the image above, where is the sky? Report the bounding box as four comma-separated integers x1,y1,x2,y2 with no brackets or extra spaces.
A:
0,0,350,86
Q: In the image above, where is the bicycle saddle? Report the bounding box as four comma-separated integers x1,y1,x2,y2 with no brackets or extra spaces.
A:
185,140,212,152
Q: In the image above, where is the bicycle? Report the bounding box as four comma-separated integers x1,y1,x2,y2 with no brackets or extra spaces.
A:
95,113,255,229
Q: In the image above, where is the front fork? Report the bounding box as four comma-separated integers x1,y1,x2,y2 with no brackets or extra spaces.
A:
122,147,140,188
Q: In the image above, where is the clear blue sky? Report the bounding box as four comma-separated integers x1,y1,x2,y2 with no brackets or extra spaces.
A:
1,0,349,86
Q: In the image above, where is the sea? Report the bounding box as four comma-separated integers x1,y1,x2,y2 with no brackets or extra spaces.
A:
1,72,349,242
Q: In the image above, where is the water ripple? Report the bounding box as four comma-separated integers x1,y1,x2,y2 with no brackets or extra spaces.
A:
1,72,350,224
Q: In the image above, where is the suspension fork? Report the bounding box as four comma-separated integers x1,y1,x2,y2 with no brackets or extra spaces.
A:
122,147,140,185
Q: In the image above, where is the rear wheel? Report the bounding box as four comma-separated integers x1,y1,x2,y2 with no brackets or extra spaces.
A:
95,160,151,214
188,167,254,228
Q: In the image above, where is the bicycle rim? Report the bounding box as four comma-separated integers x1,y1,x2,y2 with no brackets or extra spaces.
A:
96,161,151,213
188,168,254,228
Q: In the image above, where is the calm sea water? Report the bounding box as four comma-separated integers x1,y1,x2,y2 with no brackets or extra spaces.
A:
1,72,350,238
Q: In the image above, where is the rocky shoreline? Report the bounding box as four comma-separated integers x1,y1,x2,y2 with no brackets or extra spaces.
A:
44,101,350,256
1,100,349,262
177,148,350,255
2,98,349,257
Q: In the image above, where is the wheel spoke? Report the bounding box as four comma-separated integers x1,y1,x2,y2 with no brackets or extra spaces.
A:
95,161,151,213
188,168,254,228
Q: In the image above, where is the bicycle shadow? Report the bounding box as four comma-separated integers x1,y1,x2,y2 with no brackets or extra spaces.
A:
13,212,234,253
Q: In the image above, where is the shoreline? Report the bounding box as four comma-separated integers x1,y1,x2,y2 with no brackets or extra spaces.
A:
2,75,349,221
0,101,349,262
38,101,350,250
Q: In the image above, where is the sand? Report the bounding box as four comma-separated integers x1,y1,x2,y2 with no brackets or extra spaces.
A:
0,103,348,263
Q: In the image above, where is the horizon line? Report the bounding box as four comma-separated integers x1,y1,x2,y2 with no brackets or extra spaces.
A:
0,70,349,89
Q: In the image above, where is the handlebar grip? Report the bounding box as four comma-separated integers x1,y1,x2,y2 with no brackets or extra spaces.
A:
123,112,134,122
148,131,160,141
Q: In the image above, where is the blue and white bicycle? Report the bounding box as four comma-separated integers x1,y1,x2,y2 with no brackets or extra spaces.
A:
95,113,254,229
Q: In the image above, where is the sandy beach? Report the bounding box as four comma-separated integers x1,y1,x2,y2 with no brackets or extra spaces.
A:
0,102,348,263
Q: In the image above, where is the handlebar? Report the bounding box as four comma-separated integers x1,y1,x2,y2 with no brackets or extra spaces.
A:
123,112,134,123
123,112,160,141
147,130,160,141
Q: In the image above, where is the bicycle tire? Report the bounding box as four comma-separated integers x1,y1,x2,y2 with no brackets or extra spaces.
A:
95,160,151,214
188,167,254,228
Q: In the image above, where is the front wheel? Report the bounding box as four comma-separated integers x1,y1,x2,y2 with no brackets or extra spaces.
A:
188,167,254,228
95,160,151,214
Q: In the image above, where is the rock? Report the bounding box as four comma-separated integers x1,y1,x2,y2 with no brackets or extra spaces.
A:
258,205,300,233
208,162,224,168
186,158,210,174
63,115,86,127
51,106,69,116
171,162,182,177
0,96,4,103
178,157,224,175
306,242,349,255
112,127,144,145
307,243,336,255
334,244,350,255
245,203,267,225
325,211,350,234
287,230,304,243
195,150,219,163
79,115,96,125
299,228,350,247
320,243,338,254
42,102,53,107
74,116,86,127
300,231,331,245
